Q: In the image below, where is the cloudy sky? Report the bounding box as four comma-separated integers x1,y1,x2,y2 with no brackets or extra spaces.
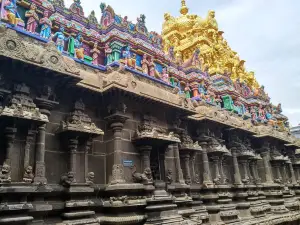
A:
65,0,300,126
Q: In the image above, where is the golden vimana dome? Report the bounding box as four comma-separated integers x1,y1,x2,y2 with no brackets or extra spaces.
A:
162,0,259,89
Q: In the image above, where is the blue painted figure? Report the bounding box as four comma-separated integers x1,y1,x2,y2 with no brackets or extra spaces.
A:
198,81,207,99
4,0,23,26
39,10,52,39
53,26,69,53
122,45,131,59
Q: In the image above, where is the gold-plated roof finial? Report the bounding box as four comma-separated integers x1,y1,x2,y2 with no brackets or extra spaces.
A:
180,0,189,15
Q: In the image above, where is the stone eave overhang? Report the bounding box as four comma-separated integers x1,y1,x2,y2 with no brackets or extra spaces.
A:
0,107,49,123
179,144,202,151
0,26,83,83
57,125,104,137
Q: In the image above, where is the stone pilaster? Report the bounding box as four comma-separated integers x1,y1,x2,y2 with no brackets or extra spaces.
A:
173,143,185,185
84,139,92,183
200,142,213,186
181,153,191,185
288,162,297,184
4,127,17,168
261,151,273,184
241,160,250,184
23,130,35,170
232,148,242,185
34,124,47,184
69,138,78,182
140,145,152,172
211,156,221,184
249,160,261,184
110,121,126,184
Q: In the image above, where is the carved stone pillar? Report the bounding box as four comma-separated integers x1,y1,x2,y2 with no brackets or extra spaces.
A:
33,124,47,184
181,153,191,185
231,148,242,185
241,160,250,184
4,127,17,167
84,139,92,182
69,139,78,182
220,155,228,184
140,146,152,172
295,166,300,182
34,87,59,184
288,162,297,184
200,142,213,185
173,143,185,184
211,156,220,184
110,121,126,184
190,152,199,184
249,160,261,184
23,130,35,170
261,151,273,184
273,162,282,183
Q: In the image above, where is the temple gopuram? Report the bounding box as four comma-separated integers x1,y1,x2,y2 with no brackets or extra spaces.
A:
0,0,299,224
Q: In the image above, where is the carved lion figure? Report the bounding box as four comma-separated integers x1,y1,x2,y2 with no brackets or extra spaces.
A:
60,172,75,187
23,166,34,183
0,163,11,183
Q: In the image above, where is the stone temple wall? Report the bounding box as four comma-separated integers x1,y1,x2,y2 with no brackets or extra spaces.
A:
0,27,300,225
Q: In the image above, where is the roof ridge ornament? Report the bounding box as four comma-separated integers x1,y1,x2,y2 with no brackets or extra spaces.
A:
180,0,189,15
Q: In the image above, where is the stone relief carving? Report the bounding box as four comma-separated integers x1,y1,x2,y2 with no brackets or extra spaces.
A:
131,165,153,184
23,166,34,183
0,163,11,183
60,99,104,135
166,168,173,184
2,83,48,122
60,172,75,187
86,172,95,185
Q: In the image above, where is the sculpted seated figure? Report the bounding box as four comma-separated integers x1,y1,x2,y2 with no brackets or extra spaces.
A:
86,172,94,185
23,166,34,183
131,165,153,184
120,46,136,69
60,172,75,187
0,163,11,183
3,0,24,26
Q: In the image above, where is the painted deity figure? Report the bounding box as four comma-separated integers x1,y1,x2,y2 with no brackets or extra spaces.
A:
206,87,215,103
185,83,191,99
3,0,23,26
25,3,39,33
90,42,100,66
104,43,113,65
168,46,175,62
39,10,52,39
121,46,136,68
74,33,84,60
53,26,68,53
70,0,84,17
215,95,222,108
203,65,210,78
257,105,266,122
122,45,131,65
234,78,242,93
148,57,156,77
141,54,149,75
223,68,231,78
198,81,207,99
192,48,201,68
161,67,170,84
100,3,114,27
250,106,257,123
